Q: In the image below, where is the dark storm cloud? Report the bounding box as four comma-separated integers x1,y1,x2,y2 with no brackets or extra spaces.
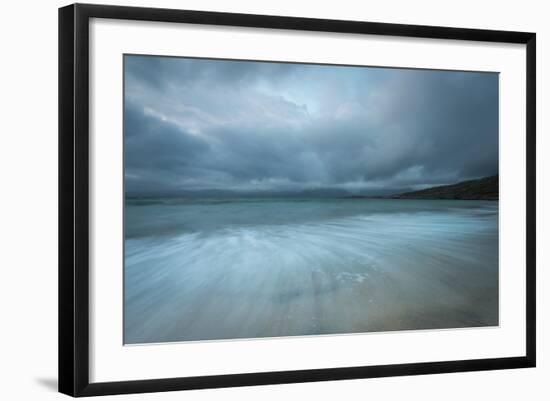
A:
124,55,498,195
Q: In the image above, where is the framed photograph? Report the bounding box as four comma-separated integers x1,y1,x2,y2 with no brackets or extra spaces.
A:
58,3,536,397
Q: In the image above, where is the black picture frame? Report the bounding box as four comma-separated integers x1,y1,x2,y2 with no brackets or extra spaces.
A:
59,3,536,397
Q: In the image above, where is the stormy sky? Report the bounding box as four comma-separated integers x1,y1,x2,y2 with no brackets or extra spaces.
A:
124,55,498,196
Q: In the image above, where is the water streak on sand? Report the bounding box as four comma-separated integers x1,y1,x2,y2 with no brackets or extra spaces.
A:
124,199,498,344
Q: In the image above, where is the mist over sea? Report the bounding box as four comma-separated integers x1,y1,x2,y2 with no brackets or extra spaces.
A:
124,198,498,344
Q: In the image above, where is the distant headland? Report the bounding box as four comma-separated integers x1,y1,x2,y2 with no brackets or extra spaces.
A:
347,175,498,201
394,175,498,200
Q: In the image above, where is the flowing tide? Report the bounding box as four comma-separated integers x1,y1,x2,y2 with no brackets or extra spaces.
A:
124,199,498,344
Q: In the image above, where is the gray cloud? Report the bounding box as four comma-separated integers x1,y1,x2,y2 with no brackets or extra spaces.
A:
124,55,498,195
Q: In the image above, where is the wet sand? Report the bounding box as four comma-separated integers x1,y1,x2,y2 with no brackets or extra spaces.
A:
124,199,498,344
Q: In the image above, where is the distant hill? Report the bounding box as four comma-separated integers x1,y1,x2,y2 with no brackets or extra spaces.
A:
395,175,498,200
126,187,353,199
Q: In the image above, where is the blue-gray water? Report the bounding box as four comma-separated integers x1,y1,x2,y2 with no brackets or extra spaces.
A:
124,198,498,344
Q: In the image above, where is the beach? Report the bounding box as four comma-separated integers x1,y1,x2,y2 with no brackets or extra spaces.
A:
124,198,498,344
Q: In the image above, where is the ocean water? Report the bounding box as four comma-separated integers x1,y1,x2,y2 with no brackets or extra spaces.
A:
124,198,499,344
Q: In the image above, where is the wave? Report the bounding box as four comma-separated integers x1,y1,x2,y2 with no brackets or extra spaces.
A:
124,205,498,344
